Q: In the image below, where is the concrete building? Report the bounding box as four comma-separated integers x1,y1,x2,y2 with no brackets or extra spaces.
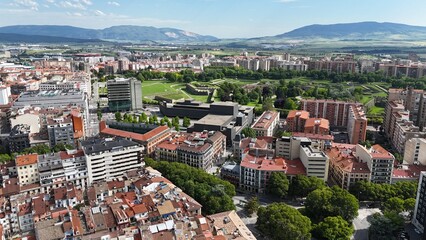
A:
327,144,371,190
233,136,273,161
239,151,306,193
12,89,86,109
412,171,426,237
16,154,39,186
347,105,367,144
404,138,426,165
47,115,75,148
8,124,30,153
82,138,144,184
107,78,142,112
356,144,395,184
0,86,10,105
301,99,367,144
155,131,226,170
251,111,280,137
99,121,171,156
306,56,356,73
304,118,330,135
286,110,310,133
383,100,405,137
391,120,426,154
299,145,329,181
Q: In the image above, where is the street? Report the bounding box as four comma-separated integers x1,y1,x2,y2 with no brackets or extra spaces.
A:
352,207,381,240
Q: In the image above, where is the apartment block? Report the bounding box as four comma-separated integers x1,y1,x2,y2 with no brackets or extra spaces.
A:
356,144,395,184
233,136,273,161
47,115,75,148
347,105,367,144
251,111,280,137
8,124,30,153
301,99,367,144
16,154,39,186
391,120,426,154
327,144,371,190
286,110,309,132
404,138,426,165
82,138,144,184
239,151,306,193
383,100,405,137
304,118,330,135
155,131,226,170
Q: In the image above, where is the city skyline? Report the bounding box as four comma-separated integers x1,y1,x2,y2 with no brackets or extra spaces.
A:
0,0,425,38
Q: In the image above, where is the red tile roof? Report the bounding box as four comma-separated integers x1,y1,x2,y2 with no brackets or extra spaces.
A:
15,154,38,166
240,153,306,175
100,121,169,142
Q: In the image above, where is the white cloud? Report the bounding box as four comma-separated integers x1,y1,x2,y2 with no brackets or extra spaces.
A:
80,0,92,6
58,1,86,10
107,1,120,6
12,0,39,11
94,10,106,16
45,0,55,3
66,11,83,17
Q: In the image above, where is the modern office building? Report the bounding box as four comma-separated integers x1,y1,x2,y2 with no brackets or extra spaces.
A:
47,115,75,148
412,171,426,237
82,138,144,184
8,124,30,153
299,145,329,181
107,78,142,111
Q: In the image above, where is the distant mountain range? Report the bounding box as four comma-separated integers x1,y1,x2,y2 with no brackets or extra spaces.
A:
0,22,425,44
274,21,426,40
0,25,218,43
0,32,104,44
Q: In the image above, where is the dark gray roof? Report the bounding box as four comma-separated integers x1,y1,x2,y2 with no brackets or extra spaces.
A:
82,137,140,155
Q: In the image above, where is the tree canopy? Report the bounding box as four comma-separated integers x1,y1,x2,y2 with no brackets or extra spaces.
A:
289,175,326,198
256,203,312,240
312,216,354,240
305,186,359,223
145,158,235,215
241,127,256,138
369,212,404,240
268,172,290,198
349,180,418,202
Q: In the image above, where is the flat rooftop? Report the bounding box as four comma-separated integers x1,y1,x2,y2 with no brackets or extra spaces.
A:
195,114,234,126
82,137,141,155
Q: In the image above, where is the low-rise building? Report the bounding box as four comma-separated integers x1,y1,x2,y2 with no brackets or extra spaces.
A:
251,111,280,137
239,151,305,193
304,118,330,135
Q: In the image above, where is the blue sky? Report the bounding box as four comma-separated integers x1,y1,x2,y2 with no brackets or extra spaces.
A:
0,0,425,38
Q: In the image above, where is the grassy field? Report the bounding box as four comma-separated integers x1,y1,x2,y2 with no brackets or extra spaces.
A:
142,80,209,102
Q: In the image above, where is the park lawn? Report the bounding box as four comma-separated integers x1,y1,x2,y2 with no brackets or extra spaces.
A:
360,95,373,105
142,80,210,102
368,106,385,115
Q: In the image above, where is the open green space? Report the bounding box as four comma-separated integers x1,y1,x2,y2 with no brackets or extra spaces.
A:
141,80,209,102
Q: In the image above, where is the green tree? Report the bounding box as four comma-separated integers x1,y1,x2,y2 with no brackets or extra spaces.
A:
21,144,51,155
369,213,404,240
262,98,275,111
174,123,180,131
257,203,312,240
283,97,298,110
289,175,325,198
305,186,359,222
172,116,180,126
244,197,260,216
52,144,73,152
115,112,122,122
312,216,354,240
404,198,416,212
183,117,191,127
139,112,147,123
383,197,405,213
241,127,256,138
152,114,158,124
268,172,290,198
0,154,12,163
